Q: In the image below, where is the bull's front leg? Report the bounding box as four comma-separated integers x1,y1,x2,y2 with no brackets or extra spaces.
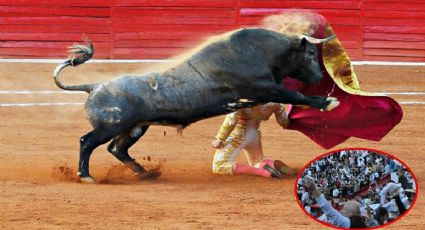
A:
266,86,339,111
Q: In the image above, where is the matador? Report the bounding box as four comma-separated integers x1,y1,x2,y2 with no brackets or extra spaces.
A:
211,103,297,178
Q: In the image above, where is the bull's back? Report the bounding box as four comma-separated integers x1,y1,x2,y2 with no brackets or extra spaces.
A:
187,29,274,86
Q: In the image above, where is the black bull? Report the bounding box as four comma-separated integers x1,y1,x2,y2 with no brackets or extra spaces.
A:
54,28,338,183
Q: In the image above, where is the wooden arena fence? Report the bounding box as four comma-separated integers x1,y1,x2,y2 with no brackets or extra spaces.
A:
0,0,424,61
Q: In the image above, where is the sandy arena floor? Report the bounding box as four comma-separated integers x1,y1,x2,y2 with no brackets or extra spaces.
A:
0,62,424,229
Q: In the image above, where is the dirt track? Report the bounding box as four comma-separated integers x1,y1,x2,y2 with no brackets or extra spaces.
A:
0,63,424,229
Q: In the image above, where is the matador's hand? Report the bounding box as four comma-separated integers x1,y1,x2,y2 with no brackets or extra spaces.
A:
303,176,322,198
303,176,316,192
211,140,224,149
282,113,289,129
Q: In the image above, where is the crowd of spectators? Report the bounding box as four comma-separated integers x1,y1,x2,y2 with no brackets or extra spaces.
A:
297,150,416,228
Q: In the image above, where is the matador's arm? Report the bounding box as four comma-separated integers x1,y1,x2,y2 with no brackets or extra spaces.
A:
274,104,289,128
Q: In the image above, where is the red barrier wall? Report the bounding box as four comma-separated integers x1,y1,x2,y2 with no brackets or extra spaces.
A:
0,0,424,61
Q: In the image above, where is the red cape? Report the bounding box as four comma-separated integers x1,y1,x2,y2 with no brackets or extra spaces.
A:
275,12,403,149
285,77,402,149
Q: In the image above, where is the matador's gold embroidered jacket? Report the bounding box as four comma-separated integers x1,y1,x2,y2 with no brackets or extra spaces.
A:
215,103,288,143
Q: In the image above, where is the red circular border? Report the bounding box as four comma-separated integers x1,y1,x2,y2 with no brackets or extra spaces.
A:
293,147,419,229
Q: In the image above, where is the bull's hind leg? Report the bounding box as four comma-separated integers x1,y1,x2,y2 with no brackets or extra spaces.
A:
78,128,123,183
107,126,149,176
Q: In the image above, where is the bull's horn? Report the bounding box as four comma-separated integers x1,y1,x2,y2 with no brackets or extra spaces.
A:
300,35,336,44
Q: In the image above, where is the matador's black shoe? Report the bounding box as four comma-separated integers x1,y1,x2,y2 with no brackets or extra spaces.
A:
274,160,298,177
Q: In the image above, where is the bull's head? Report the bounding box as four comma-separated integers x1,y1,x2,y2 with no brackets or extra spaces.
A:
291,35,335,84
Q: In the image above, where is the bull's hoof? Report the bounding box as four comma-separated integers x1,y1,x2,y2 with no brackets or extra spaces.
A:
124,161,146,175
322,97,339,111
77,172,95,184
79,176,95,184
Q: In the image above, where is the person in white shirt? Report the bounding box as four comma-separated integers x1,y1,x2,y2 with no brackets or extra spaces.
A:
357,157,365,168
333,187,340,198
301,190,310,203
303,176,368,228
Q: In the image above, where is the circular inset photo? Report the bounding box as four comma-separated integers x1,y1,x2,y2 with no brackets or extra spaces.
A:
295,148,418,229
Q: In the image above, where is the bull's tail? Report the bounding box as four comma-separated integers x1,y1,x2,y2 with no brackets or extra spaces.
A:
53,37,98,93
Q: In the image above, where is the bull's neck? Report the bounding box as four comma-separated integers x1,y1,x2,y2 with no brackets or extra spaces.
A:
186,59,206,79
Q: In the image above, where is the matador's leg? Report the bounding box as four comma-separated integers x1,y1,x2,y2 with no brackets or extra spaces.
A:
243,128,265,166
212,139,243,175
212,126,271,177
244,129,290,178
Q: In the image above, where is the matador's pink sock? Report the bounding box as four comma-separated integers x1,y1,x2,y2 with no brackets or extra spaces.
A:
233,163,271,177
